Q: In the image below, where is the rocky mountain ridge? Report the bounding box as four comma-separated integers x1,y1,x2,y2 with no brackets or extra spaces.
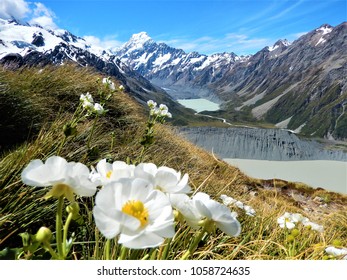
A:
0,18,180,111
114,23,347,140
114,32,250,100
179,126,347,161
0,17,346,139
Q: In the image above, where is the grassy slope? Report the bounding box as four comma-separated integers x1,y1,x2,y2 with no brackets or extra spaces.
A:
0,65,346,260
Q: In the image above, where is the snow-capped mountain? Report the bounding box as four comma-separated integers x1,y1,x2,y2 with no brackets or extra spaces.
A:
0,18,178,110
114,23,347,139
113,32,249,99
1,17,346,139
0,18,114,61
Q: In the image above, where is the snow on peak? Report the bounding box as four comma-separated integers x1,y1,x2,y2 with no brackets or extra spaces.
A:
129,32,152,45
316,25,333,35
268,39,291,52
314,24,333,46
122,32,154,53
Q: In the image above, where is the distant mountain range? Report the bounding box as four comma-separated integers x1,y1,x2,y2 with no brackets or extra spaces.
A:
114,23,347,140
0,17,346,139
0,17,181,113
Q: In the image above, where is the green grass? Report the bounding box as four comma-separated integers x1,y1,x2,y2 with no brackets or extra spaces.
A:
1,64,346,260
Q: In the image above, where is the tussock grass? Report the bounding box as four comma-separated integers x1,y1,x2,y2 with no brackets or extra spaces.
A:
0,64,346,259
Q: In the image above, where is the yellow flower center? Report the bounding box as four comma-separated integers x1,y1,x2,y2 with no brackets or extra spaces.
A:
106,171,113,179
122,200,149,227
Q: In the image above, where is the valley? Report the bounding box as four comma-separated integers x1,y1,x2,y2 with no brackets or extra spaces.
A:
0,17,346,194
177,98,347,194
1,1,347,262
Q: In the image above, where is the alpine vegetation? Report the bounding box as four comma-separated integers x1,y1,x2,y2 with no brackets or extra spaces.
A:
1,65,346,260
17,90,241,259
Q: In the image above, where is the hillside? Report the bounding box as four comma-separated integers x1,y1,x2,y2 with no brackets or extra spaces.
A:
0,65,346,260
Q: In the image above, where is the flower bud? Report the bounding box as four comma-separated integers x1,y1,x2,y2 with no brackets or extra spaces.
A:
286,234,295,243
332,239,342,248
66,202,80,215
66,202,80,219
36,227,52,243
291,228,300,237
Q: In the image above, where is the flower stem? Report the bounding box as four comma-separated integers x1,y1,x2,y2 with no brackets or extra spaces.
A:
118,245,128,260
87,116,98,150
110,132,115,151
43,241,60,260
180,229,206,260
105,239,111,260
161,238,171,260
62,212,73,258
150,248,157,260
94,227,99,260
56,196,64,259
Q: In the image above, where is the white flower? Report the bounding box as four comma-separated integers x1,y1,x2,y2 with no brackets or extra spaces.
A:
291,213,305,223
325,246,347,259
302,220,324,233
158,104,171,117
235,201,244,209
169,193,201,228
21,156,98,202
244,205,256,217
93,103,106,115
119,85,124,91
192,192,241,237
277,212,296,230
134,163,191,195
93,178,175,249
80,93,94,110
220,194,256,217
220,194,237,206
147,100,157,109
159,104,168,111
150,107,160,116
80,93,94,104
95,159,134,185
102,77,115,90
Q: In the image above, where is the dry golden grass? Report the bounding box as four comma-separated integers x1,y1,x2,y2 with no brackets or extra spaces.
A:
0,64,346,260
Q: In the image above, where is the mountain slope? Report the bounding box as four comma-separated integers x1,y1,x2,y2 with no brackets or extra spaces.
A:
215,23,347,139
115,23,347,139
114,32,247,100
0,18,197,126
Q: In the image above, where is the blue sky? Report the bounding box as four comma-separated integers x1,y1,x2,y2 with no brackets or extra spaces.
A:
1,0,346,55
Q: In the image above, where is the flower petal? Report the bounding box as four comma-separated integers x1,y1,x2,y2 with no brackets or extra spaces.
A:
215,214,242,237
119,231,165,249
93,206,122,239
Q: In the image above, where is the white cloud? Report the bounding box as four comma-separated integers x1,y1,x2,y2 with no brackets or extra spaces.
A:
0,0,59,30
83,35,124,50
268,0,305,21
0,0,30,20
28,2,58,30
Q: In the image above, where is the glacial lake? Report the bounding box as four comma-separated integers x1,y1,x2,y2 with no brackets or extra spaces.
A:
224,159,347,194
178,98,347,194
177,98,220,112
